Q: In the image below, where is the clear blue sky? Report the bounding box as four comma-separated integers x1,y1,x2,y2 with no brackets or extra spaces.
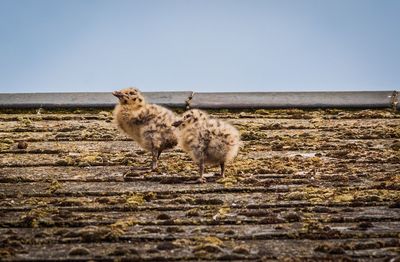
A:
0,0,399,93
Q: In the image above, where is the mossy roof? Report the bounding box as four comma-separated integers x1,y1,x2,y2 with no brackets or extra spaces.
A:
0,107,399,260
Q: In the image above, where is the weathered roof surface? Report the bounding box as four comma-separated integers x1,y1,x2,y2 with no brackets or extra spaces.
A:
0,107,399,261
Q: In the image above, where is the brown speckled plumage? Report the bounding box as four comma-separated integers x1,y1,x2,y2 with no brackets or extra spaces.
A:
173,109,240,182
113,87,178,170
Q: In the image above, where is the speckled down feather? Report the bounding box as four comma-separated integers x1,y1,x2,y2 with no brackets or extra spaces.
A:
173,109,240,181
112,87,178,169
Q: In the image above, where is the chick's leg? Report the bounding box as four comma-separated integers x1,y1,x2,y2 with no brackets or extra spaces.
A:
220,163,225,177
157,150,162,159
151,148,158,170
197,158,206,183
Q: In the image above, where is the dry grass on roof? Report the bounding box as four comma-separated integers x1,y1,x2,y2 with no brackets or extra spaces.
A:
0,108,399,261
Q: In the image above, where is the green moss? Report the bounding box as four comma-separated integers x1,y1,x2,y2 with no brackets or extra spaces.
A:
186,208,200,217
192,236,224,254
77,225,122,241
0,139,13,150
48,180,63,193
254,109,270,115
125,193,145,206
20,207,58,227
241,130,268,141
284,186,400,204
212,207,231,220
2,138,14,144
55,157,75,166
110,218,138,236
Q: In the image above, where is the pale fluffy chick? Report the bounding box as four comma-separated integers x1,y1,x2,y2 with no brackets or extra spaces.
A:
113,87,178,170
173,109,240,182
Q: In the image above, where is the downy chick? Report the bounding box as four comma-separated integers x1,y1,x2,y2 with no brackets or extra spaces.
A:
173,109,240,182
113,87,178,170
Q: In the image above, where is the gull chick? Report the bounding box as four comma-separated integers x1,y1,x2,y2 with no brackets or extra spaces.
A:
173,109,240,182
113,87,178,170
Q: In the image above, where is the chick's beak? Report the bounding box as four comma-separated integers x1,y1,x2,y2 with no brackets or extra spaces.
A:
112,91,123,98
172,120,182,127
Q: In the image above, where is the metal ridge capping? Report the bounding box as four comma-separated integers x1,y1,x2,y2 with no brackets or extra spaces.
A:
189,91,398,109
0,92,192,109
0,91,398,110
